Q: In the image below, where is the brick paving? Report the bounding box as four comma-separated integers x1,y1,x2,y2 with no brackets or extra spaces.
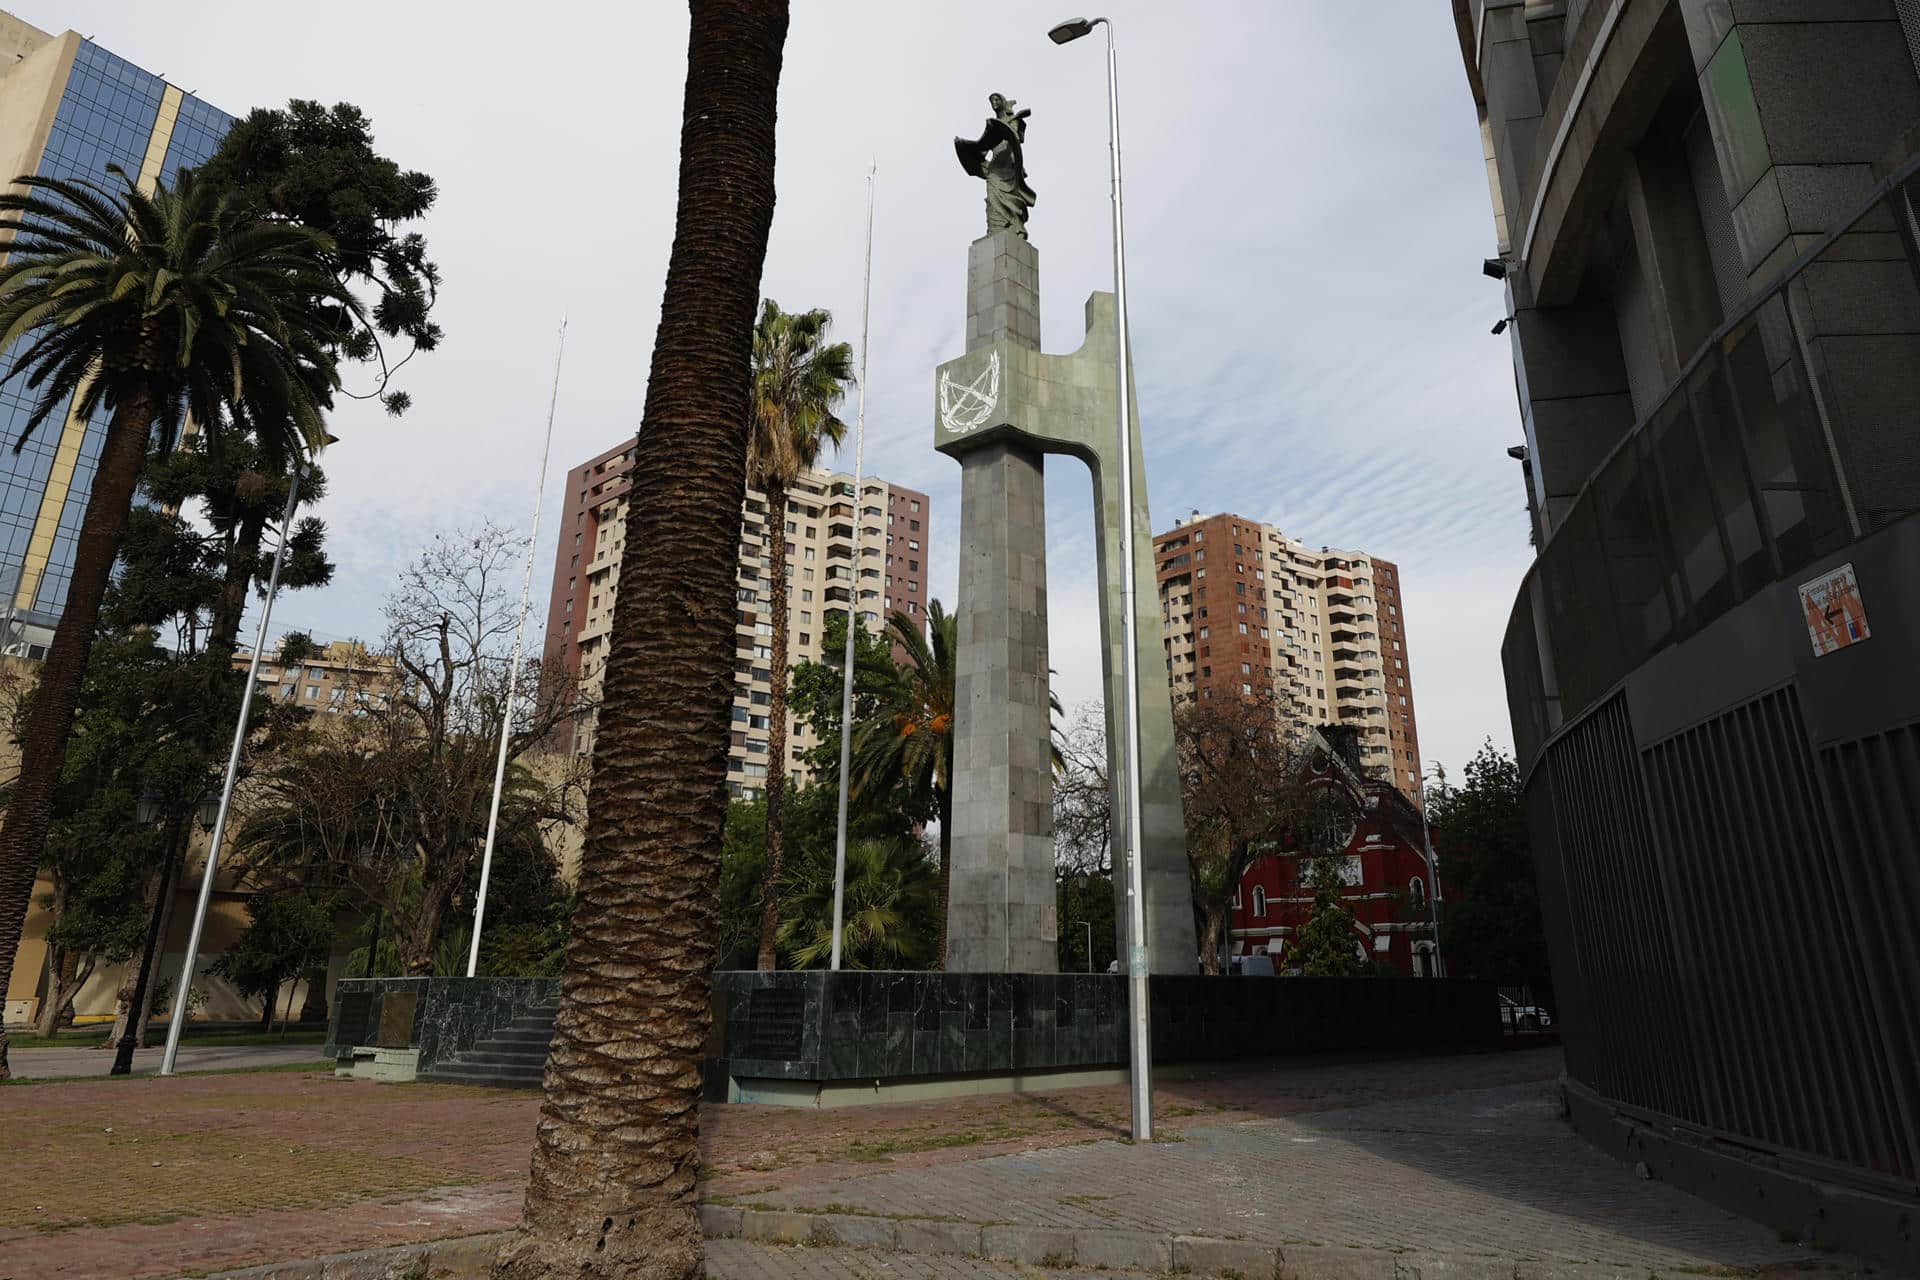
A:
704,1240,1129,1279
7,1044,326,1079
1,1046,1870,1279
742,1080,1846,1275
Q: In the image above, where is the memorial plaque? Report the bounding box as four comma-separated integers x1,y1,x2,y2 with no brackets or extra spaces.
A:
335,992,373,1047
741,988,806,1061
375,991,418,1048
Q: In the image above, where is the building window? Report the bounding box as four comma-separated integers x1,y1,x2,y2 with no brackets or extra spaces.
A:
1409,877,1426,909
1252,886,1267,918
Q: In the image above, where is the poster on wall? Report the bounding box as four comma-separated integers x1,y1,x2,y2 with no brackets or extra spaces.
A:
1799,562,1870,656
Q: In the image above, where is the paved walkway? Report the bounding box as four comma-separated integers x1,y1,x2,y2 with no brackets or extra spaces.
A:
728,1079,1841,1276
0,1047,1877,1279
7,1043,325,1079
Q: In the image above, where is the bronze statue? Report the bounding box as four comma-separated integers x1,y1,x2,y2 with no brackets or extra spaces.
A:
954,93,1036,239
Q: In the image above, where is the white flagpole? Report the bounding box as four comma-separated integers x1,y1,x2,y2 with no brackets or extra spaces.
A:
468,317,568,977
830,166,877,971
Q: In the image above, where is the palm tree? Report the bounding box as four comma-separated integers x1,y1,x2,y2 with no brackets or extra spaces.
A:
850,602,1067,968
491,3,790,1277
0,170,345,1074
778,836,937,970
746,298,851,970
852,603,958,961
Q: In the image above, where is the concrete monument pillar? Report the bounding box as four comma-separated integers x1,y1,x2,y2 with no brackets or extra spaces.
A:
935,231,1197,974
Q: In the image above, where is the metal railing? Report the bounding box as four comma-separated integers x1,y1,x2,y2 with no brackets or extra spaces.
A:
1506,151,1920,770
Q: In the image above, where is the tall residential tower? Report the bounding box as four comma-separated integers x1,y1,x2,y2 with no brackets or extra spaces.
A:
541,435,930,798
1153,511,1422,805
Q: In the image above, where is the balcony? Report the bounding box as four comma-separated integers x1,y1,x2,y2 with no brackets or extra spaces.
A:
1504,154,1920,769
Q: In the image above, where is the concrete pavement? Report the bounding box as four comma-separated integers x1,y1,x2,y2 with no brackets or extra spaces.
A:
6,1043,326,1079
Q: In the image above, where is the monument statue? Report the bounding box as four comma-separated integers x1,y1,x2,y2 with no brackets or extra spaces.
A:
934,100,1197,976
954,93,1036,239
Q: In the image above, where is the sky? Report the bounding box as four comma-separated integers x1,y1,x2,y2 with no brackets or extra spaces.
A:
28,0,1530,783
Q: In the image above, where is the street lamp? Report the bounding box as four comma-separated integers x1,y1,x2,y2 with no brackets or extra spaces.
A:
1049,12,1155,1144
111,790,217,1076
161,440,334,1076
1416,764,1446,978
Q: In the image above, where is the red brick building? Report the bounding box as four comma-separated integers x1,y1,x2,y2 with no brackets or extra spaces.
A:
1229,737,1442,977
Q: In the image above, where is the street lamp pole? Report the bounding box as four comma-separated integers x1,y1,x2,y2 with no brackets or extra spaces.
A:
160,448,324,1076
1050,13,1153,1143
1073,918,1093,972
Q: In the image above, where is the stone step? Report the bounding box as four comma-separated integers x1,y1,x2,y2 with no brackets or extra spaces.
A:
485,1027,555,1045
464,1046,549,1065
423,1061,544,1089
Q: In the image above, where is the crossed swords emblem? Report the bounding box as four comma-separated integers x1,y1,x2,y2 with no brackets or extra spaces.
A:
939,351,1001,435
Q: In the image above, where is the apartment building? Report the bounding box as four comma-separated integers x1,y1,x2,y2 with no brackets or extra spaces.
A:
541,436,931,799
0,11,231,657
1152,511,1422,804
234,639,395,713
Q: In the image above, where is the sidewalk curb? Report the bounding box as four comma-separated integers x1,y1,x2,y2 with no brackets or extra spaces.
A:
703,1204,1666,1278
187,1209,1839,1280
190,1232,513,1279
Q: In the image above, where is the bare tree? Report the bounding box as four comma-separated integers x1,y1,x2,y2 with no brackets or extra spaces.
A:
238,524,591,975
1052,702,1111,878
1175,694,1355,974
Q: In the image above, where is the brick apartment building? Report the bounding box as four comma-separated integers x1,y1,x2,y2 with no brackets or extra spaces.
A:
1153,511,1423,805
541,435,930,799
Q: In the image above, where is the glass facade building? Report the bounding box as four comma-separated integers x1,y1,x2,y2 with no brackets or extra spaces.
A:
0,33,231,650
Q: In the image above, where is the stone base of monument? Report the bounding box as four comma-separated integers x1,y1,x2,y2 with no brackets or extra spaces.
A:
705,970,1502,1108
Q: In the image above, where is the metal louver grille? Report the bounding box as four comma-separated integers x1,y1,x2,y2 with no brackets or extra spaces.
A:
1899,0,1920,80
1686,111,1749,321
1643,690,1915,1181
1538,694,1701,1120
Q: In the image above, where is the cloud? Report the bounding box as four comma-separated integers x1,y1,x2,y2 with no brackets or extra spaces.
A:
38,0,1529,780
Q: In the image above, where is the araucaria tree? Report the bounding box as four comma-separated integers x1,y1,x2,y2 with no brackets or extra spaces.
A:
0,170,347,1076
747,299,851,970
491,2,790,1277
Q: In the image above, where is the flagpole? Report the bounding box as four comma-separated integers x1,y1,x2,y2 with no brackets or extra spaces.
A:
830,166,876,972
468,317,567,977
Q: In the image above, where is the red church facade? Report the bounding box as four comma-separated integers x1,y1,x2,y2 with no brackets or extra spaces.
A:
1229,751,1442,977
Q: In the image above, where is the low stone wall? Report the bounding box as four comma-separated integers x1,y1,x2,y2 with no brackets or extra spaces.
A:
705,971,1500,1099
326,976,560,1074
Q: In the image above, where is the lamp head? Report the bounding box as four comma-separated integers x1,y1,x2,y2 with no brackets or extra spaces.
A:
1491,317,1511,335
1506,444,1529,463
1482,257,1509,280
195,790,221,833
1049,17,1096,43
136,788,161,826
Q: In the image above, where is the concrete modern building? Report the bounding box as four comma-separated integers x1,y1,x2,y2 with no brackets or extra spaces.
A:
1153,512,1424,805
540,435,929,797
1456,0,1920,1264
0,11,231,657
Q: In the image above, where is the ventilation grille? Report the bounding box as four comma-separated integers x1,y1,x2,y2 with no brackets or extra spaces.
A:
1899,0,1920,81
1539,694,1701,1121
1644,690,1916,1180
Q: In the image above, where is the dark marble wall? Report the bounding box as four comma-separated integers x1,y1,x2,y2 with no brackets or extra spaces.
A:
329,976,561,1072
705,971,1501,1098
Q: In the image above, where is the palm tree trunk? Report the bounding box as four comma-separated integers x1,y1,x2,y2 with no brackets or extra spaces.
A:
0,391,158,1081
754,477,790,970
209,510,267,657
491,3,787,1277
935,784,953,969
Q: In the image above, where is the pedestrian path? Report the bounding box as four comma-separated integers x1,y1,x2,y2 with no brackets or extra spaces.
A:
715,1080,1864,1277
7,1043,324,1079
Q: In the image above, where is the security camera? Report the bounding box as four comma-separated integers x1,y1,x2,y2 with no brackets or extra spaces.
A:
1482,258,1509,280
